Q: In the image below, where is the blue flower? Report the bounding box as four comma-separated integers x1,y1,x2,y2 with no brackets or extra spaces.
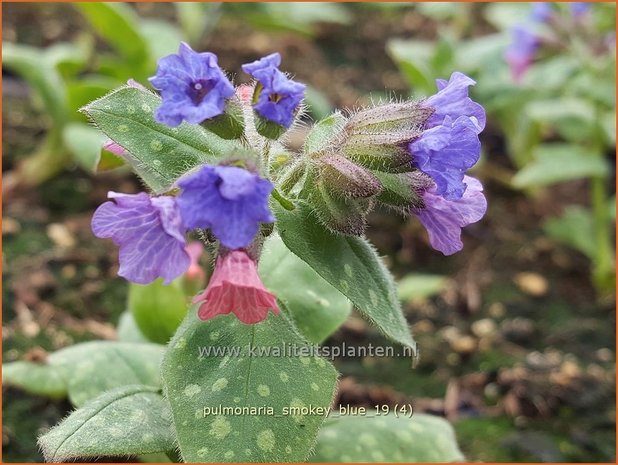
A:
504,25,539,82
570,2,590,17
409,116,481,200
530,2,554,22
149,42,235,127
423,72,486,134
92,192,189,284
242,53,306,128
412,176,487,255
177,165,274,249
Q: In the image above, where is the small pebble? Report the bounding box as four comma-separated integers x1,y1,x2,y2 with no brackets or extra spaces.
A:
514,272,548,296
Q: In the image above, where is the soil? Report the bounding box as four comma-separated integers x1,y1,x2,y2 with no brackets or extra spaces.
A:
2,3,615,463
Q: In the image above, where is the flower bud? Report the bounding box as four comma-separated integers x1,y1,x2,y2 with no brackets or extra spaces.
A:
200,96,245,140
374,170,433,209
317,153,382,199
341,101,433,173
309,181,373,236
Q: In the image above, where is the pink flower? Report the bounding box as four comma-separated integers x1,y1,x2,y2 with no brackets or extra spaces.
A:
103,140,127,156
194,249,279,324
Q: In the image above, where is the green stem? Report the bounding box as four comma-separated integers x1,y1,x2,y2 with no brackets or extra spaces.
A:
591,174,614,290
278,159,306,194
271,188,295,211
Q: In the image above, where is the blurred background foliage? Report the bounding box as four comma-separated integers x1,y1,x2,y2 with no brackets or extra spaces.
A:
2,2,616,463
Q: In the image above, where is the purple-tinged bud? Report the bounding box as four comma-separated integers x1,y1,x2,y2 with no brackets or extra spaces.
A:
317,154,382,199
310,182,373,236
341,101,432,173
374,170,433,210
346,101,434,133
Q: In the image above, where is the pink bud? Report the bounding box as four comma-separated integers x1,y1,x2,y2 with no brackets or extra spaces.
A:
184,241,205,282
236,84,254,104
102,140,127,156
127,79,148,91
194,250,279,324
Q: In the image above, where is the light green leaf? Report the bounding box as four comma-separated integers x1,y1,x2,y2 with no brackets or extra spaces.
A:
81,86,240,193
525,98,595,126
304,85,333,120
129,279,189,344
2,42,68,125
51,341,164,407
483,2,532,30
116,311,150,343
274,202,416,352
304,111,346,155
387,39,435,94
175,2,222,45
76,3,148,63
398,274,447,301
3,361,67,399
512,144,609,188
310,413,464,462
162,310,338,462
245,3,351,35
140,19,184,62
39,385,175,462
543,206,596,259
67,76,119,114
260,233,352,343
63,122,107,172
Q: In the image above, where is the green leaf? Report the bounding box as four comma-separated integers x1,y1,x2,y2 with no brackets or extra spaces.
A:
116,311,150,343
3,361,67,399
274,202,416,352
512,144,609,188
140,19,184,62
483,2,532,30
525,98,595,127
162,310,338,462
310,413,464,462
67,76,119,114
243,3,351,35
44,39,92,77
63,122,107,172
398,274,447,301
51,341,164,407
129,279,189,344
304,111,346,155
304,85,334,120
39,385,175,462
76,3,148,64
543,206,596,259
259,233,352,343
387,39,435,94
2,42,68,125
81,86,240,193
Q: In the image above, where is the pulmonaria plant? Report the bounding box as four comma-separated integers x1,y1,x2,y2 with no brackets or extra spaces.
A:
67,41,485,463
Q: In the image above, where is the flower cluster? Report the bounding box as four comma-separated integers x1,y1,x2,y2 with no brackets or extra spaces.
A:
310,71,487,255
504,2,592,82
149,43,304,131
92,166,274,283
92,41,489,329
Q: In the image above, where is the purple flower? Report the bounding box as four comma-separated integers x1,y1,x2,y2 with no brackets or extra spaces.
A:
92,192,189,284
177,165,274,249
423,72,486,134
413,176,487,255
242,53,305,128
409,116,481,200
570,2,590,17
505,25,539,82
149,42,234,127
530,3,554,22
